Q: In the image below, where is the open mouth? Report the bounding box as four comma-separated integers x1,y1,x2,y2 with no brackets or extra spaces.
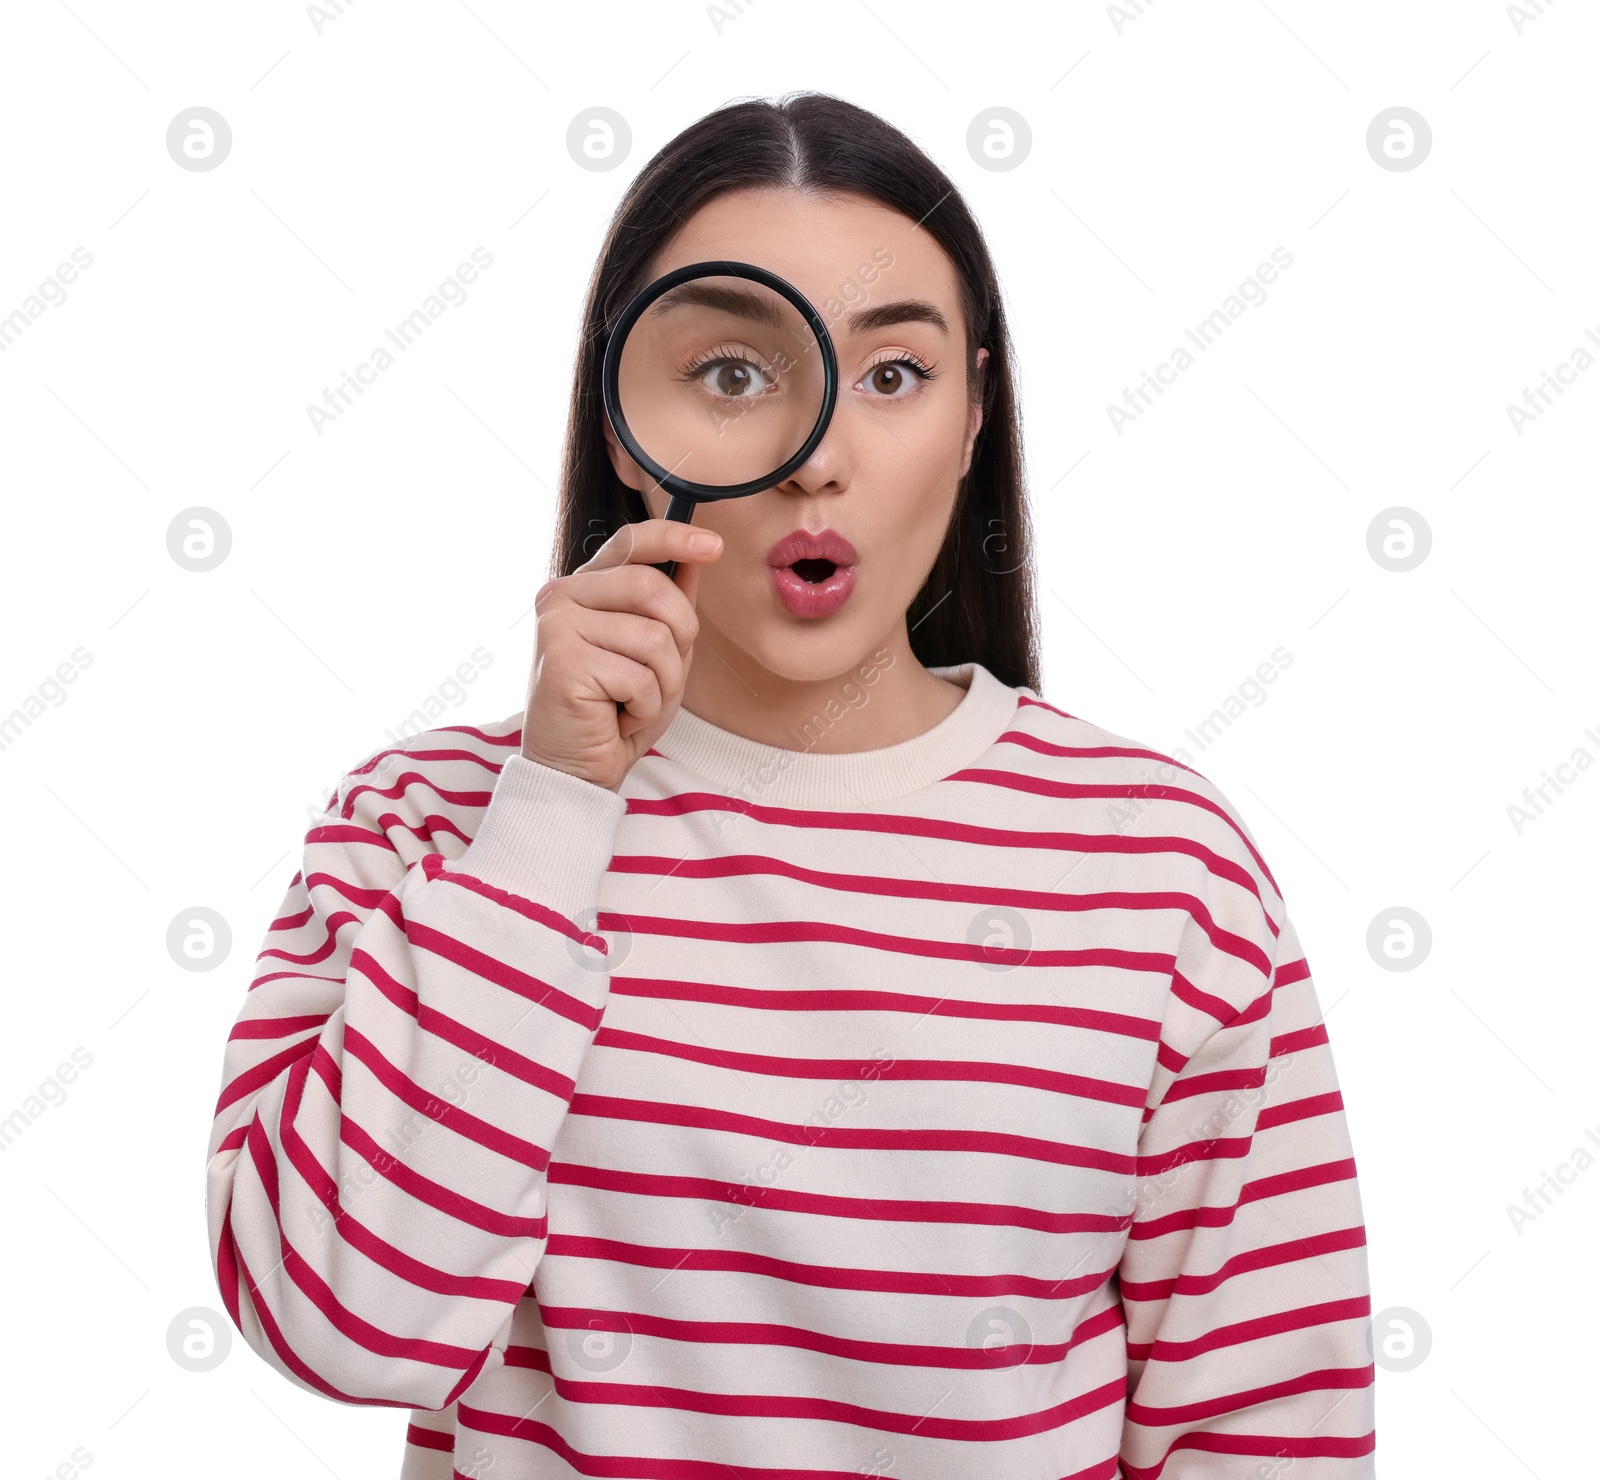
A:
766,528,859,618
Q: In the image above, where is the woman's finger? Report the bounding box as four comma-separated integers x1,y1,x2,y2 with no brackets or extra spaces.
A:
559,560,701,660
571,606,687,713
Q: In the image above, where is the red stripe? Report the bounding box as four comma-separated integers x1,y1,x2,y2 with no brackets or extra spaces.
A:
337,769,491,811
302,869,393,910
417,851,606,948
441,1344,498,1407
256,907,361,969
341,747,501,791
1121,1227,1368,1302
998,731,1187,767
1156,1039,1189,1074
215,1197,243,1329
549,1155,1134,1231
610,849,1240,935
545,1233,1115,1302
388,917,605,1028
303,822,419,853
591,1025,1147,1109
1161,982,1272,1054
528,1297,1124,1370
306,1046,546,1238
1142,1296,1371,1363
947,768,1282,898
1134,1135,1253,1177
1169,972,1243,1026
995,737,1205,796
565,1092,1137,1176
346,732,516,777
1271,1023,1330,1057
231,1240,411,1408
1156,1065,1268,1104
1126,1361,1374,1427
247,968,343,994
1273,954,1312,989
462,1374,1125,1443
383,813,474,849
215,1036,321,1116
1258,1091,1344,1131
341,1025,551,1171
1129,1158,1359,1240
405,1423,454,1452
276,1048,530,1303
1122,1426,1375,1479
597,909,1171,976
610,972,1161,1043
245,1094,483,1371
626,791,1275,911
228,1013,328,1042
267,900,315,931
1015,693,1079,722
351,944,584,1099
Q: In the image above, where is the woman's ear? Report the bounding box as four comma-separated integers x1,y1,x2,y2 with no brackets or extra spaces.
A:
602,417,669,518
959,346,990,480
602,415,647,492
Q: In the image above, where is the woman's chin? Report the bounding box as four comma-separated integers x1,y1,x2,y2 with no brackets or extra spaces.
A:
700,610,860,684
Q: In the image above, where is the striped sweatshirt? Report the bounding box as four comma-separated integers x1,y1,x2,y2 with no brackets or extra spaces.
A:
207,659,1377,1478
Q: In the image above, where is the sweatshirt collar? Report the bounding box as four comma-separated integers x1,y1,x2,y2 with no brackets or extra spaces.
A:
645,661,1024,808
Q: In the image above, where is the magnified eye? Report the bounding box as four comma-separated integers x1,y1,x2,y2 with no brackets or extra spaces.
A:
681,346,777,400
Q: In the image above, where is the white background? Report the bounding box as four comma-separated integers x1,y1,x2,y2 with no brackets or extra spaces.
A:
1,0,1595,1474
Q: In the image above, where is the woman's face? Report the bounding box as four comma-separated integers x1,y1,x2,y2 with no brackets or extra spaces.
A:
603,186,988,687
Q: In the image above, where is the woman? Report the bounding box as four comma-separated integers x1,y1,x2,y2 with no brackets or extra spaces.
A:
208,92,1376,1478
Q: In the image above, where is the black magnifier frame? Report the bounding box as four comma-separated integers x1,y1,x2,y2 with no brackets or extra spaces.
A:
600,259,840,581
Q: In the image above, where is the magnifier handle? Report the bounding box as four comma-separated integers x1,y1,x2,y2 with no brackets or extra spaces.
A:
618,496,693,713
651,491,697,583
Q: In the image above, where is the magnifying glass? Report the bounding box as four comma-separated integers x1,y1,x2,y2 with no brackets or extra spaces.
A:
601,260,840,582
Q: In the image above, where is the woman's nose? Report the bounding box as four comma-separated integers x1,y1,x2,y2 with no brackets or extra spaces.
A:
777,413,852,498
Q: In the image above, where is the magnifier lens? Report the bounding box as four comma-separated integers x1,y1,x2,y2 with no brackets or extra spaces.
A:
616,273,827,491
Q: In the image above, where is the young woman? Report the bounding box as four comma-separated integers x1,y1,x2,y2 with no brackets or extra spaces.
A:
209,93,1376,1479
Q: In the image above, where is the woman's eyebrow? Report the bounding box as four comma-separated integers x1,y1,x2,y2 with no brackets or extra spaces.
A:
644,284,950,338
846,299,950,336
648,282,785,326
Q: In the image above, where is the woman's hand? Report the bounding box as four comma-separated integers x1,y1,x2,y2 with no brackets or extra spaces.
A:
520,518,723,791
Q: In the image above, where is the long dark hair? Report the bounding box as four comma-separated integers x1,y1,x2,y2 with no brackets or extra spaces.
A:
552,90,1041,694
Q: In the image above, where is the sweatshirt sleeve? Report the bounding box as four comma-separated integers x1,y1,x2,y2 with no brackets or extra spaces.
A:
205,749,628,1409
1116,906,1376,1477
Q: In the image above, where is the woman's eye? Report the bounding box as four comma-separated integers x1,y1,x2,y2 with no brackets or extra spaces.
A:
858,360,926,399
696,358,772,398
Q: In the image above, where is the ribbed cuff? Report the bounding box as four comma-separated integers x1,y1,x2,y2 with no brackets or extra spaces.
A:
452,753,628,919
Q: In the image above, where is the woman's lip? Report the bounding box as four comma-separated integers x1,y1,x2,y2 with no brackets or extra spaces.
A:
765,527,860,567
768,561,857,619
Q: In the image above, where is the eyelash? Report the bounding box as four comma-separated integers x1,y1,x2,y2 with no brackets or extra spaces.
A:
677,343,775,381
858,352,939,391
